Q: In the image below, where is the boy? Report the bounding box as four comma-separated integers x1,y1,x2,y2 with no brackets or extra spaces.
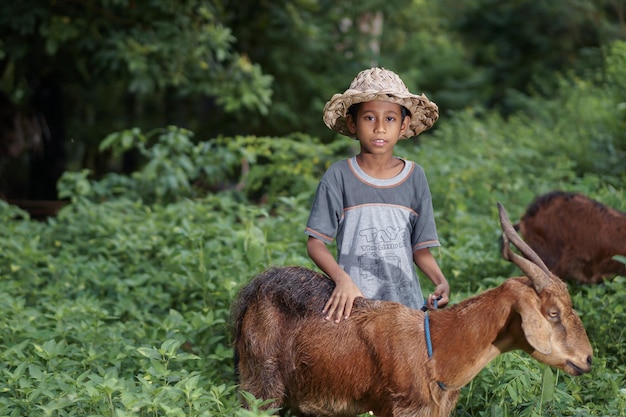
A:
305,67,450,323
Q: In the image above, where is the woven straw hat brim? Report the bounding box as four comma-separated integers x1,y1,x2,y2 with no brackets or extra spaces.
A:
322,67,439,139
323,90,439,139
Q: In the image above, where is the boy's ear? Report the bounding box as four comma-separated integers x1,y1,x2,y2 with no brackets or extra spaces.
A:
400,115,410,134
346,114,357,134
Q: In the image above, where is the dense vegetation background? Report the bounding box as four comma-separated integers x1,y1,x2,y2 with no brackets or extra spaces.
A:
1,1,625,416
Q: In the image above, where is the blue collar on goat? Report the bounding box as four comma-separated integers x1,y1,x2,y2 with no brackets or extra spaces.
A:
424,297,446,390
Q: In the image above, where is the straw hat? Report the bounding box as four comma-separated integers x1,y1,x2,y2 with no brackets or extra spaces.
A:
323,67,439,139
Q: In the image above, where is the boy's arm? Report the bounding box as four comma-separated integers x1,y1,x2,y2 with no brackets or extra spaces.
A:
307,236,364,323
413,247,450,308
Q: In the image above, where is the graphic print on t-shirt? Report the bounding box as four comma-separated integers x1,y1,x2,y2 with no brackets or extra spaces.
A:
357,225,408,285
358,252,402,282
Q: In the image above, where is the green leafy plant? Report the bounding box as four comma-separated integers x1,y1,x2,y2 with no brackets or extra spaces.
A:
2,48,626,415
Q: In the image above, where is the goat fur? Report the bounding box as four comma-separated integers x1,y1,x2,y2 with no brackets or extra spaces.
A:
232,269,592,417
232,204,593,417
518,190,626,283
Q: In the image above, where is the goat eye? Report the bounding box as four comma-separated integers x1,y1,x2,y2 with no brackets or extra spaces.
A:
548,309,560,320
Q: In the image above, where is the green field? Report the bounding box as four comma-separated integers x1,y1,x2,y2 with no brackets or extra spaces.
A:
2,43,626,417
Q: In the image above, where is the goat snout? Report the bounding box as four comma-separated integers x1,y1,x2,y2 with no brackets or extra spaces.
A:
567,355,592,376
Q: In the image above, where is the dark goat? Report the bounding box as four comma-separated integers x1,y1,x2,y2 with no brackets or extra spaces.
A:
517,190,626,283
232,203,593,417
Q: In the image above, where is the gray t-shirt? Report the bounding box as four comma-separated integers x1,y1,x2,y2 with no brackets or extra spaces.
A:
305,156,440,310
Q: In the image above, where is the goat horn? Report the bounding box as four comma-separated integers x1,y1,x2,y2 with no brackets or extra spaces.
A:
497,202,552,292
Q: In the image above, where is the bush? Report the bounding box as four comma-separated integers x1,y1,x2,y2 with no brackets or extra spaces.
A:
2,46,626,415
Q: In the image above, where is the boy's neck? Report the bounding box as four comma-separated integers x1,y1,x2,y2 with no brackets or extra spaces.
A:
355,153,405,179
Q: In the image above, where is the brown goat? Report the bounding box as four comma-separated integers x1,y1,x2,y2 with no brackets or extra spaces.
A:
232,203,593,417
517,190,626,283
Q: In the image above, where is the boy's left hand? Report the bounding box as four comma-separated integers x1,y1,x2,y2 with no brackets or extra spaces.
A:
427,282,449,308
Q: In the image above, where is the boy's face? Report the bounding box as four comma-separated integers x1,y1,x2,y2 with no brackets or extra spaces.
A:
346,101,409,153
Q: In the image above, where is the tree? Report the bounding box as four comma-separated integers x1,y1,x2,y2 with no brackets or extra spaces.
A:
0,0,272,199
224,0,408,140
440,0,626,111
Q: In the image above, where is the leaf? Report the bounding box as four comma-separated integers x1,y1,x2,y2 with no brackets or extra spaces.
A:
137,347,162,361
613,254,626,265
540,366,555,403
160,339,183,357
175,353,201,361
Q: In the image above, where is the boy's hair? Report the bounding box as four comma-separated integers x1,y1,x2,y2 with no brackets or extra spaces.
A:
347,103,410,122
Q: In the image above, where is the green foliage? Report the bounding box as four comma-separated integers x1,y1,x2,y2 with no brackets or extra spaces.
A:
0,0,272,108
571,277,626,367
0,0,274,178
382,1,490,111
225,0,416,139
214,133,347,204
3,0,626,200
58,126,338,206
438,0,622,111
2,40,626,417
0,188,311,415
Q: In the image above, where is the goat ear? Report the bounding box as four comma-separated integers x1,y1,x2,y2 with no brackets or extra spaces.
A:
518,303,552,355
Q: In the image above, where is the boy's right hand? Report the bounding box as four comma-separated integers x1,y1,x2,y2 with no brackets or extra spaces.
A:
323,278,364,323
